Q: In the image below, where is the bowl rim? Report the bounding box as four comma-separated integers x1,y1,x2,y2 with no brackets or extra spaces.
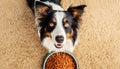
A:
42,51,79,69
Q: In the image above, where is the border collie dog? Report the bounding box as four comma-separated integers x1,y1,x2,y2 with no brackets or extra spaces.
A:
27,0,86,52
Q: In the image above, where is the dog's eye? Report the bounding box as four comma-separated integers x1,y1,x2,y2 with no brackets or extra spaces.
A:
64,18,68,23
49,23,54,27
64,23,70,28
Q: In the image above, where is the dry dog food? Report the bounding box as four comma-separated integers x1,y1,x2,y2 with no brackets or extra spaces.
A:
45,52,76,69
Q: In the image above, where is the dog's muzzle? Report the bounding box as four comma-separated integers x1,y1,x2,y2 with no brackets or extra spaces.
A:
54,35,64,49
55,35,64,43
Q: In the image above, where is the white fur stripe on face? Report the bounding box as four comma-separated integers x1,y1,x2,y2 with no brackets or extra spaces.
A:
51,12,66,44
35,0,40,1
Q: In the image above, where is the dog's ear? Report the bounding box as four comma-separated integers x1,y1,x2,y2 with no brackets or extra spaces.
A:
35,1,51,18
67,5,86,20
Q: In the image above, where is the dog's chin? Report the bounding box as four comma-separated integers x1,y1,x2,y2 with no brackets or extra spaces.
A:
54,43,63,49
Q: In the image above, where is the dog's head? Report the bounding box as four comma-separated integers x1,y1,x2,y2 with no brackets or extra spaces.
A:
34,0,86,52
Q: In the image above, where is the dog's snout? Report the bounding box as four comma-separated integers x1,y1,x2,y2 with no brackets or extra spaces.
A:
55,35,64,43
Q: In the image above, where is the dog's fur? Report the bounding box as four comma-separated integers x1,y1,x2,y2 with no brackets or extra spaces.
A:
27,0,86,52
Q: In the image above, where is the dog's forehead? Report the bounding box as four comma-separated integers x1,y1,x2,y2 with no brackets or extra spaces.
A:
51,11,72,21
54,11,66,20
53,11,73,23
46,11,73,25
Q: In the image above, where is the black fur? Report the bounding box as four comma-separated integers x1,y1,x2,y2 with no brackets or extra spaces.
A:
63,11,79,45
49,0,61,5
68,5,87,11
67,5,87,19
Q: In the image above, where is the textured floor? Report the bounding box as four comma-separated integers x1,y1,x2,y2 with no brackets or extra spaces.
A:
0,0,120,69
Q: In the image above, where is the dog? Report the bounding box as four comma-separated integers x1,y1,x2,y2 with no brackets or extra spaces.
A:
27,0,86,52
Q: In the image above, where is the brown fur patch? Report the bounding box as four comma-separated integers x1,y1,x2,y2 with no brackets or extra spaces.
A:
64,23,70,28
45,32,51,38
66,30,73,39
52,18,56,23
36,6,49,18
72,9,80,18
38,6,49,15
66,33,72,39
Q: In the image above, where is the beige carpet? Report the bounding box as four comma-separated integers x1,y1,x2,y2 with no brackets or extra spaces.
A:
0,0,120,69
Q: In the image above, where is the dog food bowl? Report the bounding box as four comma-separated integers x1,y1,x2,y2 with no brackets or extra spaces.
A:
42,51,79,69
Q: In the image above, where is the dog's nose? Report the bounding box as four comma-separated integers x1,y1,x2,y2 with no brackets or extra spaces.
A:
55,35,64,43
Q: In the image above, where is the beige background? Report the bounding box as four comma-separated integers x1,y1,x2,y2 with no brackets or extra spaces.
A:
0,0,120,69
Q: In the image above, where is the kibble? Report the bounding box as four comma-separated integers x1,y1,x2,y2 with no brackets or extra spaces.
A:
45,52,76,69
